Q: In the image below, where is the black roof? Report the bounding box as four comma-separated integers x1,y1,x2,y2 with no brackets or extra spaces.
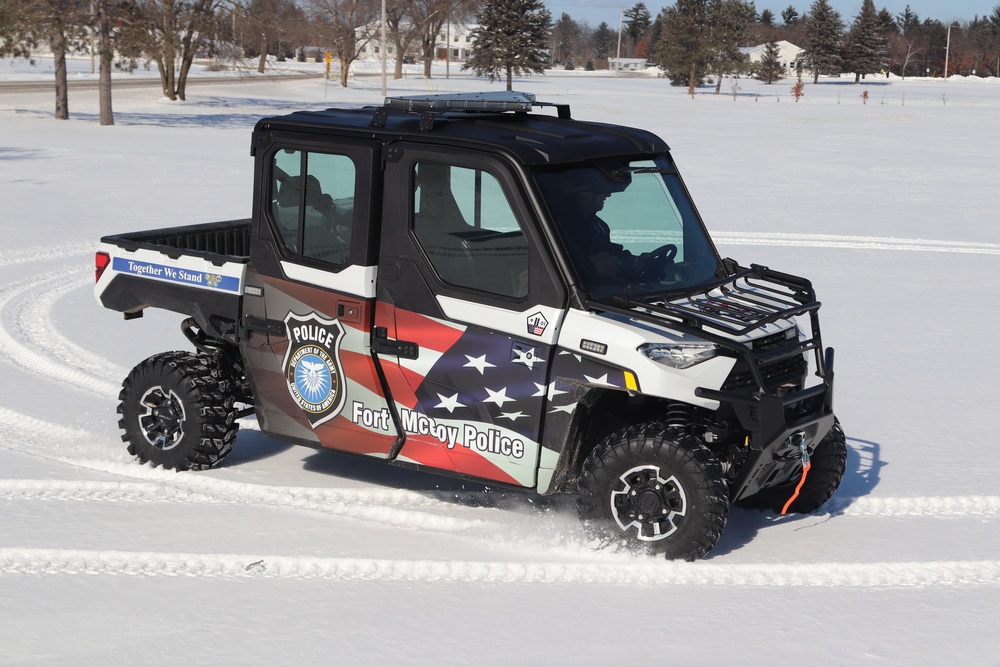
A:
254,98,670,166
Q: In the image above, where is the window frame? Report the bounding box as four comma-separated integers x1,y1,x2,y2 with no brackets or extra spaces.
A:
261,136,379,273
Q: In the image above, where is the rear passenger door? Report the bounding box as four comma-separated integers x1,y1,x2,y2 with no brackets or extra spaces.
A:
374,145,566,487
241,137,401,459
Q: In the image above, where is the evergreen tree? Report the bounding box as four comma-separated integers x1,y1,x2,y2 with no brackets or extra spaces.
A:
801,0,844,83
624,2,652,55
877,8,897,34
593,21,614,60
897,5,920,34
781,5,800,25
706,0,756,94
464,0,552,91
756,35,785,82
844,0,888,82
760,9,775,26
551,12,581,64
653,0,712,91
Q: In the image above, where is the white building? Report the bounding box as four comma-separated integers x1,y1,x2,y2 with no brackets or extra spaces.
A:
741,40,804,77
355,22,477,62
608,58,648,72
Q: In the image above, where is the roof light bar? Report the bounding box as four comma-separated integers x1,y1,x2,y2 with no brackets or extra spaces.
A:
383,91,538,113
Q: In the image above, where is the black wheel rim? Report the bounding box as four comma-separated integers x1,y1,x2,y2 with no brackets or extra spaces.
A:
610,465,687,541
138,385,186,450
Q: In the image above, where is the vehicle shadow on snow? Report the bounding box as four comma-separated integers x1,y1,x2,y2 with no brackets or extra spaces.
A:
218,427,538,509
222,428,885,557
218,428,296,466
838,436,885,501
86,96,371,129
298,445,569,514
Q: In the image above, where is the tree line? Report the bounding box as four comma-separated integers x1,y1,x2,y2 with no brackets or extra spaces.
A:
4,0,1000,123
549,0,1000,92
0,0,478,124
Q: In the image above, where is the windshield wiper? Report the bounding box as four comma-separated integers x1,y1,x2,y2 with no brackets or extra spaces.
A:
615,166,675,176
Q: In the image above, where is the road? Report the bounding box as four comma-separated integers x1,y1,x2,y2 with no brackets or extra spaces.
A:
0,71,324,94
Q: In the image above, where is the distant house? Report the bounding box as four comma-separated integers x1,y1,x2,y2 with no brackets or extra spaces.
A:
435,23,477,61
608,58,648,72
741,40,804,77
355,22,477,62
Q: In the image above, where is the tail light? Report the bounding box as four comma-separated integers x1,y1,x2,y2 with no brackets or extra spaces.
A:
95,252,110,282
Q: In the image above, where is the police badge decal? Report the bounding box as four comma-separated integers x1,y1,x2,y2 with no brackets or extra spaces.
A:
282,312,347,428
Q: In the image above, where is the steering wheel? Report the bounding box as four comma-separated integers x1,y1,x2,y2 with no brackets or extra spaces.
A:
643,243,677,279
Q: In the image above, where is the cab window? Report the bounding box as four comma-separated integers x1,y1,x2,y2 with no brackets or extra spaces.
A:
270,149,356,265
411,160,528,298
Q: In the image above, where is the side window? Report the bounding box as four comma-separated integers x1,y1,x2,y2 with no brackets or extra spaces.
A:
270,149,356,266
412,160,528,299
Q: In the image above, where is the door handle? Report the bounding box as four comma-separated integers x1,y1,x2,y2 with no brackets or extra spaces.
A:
244,315,286,337
372,327,419,359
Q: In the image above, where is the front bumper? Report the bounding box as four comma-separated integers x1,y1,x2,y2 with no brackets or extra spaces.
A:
695,348,836,501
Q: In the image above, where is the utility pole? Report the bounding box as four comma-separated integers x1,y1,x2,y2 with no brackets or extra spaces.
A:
381,0,387,96
615,6,623,78
944,24,951,81
89,0,96,74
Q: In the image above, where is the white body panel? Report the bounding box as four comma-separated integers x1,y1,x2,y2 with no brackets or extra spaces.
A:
94,241,247,305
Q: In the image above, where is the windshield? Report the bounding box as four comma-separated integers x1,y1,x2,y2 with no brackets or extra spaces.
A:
534,156,719,300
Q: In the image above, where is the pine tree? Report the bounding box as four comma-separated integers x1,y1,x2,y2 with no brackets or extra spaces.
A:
781,5,800,25
624,2,652,56
844,0,888,82
653,0,712,91
706,0,756,94
760,9,775,26
593,21,613,61
756,36,785,82
897,5,920,34
464,0,552,91
801,0,844,83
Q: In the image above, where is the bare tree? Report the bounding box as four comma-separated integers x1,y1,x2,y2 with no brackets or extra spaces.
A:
0,0,89,119
130,0,221,100
888,31,922,78
244,0,304,73
385,0,421,79
309,0,379,87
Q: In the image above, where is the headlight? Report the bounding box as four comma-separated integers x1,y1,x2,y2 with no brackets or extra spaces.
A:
638,342,718,369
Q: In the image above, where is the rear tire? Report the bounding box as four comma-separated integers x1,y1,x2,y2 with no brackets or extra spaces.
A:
740,419,847,514
577,424,729,561
117,351,239,471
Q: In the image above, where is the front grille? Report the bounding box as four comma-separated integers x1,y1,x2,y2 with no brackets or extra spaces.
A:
722,354,808,392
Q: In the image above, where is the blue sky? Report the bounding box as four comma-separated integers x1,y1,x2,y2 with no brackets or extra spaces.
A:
545,1,998,27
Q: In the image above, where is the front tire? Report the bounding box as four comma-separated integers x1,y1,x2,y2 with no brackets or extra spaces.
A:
577,424,729,561
117,351,239,471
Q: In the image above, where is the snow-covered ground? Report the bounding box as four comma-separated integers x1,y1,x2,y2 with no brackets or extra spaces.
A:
2,59,999,665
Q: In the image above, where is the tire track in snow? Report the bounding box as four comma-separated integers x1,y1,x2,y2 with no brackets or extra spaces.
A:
0,478,503,511
711,232,1000,255
0,265,122,397
2,548,998,587
828,496,1000,518
0,408,490,535
0,241,94,268
20,268,127,378
3,408,1000,523
3,478,998,519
